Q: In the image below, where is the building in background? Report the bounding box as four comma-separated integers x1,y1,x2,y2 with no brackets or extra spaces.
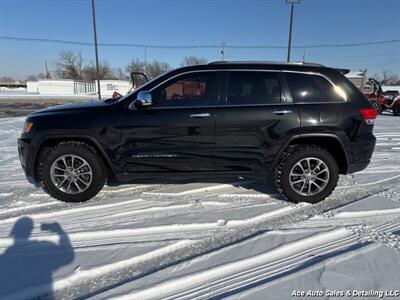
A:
26,79,131,98
346,70,369,92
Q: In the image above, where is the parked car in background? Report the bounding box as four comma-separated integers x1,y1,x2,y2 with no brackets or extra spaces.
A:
18,61,377,204
383,90,400,100
382,90,400,116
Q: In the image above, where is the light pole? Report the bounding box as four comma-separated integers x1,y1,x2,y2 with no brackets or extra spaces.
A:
91,0,101,99
286,0,300,62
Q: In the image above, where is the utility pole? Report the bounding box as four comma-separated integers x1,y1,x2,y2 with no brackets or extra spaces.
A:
286,0,300,62
221,42,226,61
302,50,309,63
91,0,101,99
44,60,51,78
144,46,147,73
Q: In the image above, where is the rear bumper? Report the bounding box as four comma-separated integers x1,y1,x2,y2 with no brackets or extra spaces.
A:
346,133,376,174
18,138,37,185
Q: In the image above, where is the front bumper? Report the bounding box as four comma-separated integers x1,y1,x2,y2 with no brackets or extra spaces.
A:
346,133,376,174
18,138,37,185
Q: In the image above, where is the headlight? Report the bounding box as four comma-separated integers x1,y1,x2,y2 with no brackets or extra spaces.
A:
23,121,33,133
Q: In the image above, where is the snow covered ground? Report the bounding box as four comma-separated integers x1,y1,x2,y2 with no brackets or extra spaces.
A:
0,115,399,300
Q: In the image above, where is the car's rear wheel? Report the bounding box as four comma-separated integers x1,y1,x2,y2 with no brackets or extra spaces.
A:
275,145,339,203
38,141,107,202
393,106,400,116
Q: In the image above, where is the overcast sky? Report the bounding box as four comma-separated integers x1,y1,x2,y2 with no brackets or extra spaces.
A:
0,0,399,79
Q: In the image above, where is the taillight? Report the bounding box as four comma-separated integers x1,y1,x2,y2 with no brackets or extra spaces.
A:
360,108,377,125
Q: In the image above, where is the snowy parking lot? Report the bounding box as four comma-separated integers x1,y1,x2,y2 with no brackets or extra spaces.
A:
0,115,399,299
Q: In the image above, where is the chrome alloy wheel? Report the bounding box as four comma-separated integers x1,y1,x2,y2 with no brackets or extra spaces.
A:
50,154,93,194
289,157,330,196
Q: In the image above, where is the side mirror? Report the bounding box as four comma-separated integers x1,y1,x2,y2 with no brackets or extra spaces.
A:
129,90,152,110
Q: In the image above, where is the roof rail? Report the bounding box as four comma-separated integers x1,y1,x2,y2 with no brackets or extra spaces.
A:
335,68,350,75
208,60,325,67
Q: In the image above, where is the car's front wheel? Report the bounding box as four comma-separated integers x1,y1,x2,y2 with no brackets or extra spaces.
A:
38,141,107,202
275,145,339,203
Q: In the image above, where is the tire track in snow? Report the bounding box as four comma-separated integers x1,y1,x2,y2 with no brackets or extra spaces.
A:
285,207,400,229
0,179,260,222
5,175,398,299
111,222,400,300
0,198,146,225
0,204,294,252
0,184,172,220
0,180,276,234
0,196,271,236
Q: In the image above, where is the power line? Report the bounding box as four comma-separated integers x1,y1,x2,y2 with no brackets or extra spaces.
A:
311,50,400,60
0,35,399,49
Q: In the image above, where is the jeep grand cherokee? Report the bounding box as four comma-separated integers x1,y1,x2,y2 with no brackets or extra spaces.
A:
18,61,377,203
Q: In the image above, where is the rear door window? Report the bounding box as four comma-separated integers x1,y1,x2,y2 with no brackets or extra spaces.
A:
226,71,282,105
285,72,345,103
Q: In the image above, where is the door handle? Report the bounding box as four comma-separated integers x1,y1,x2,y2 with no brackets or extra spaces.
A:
190,113,211,118
272,109,292,115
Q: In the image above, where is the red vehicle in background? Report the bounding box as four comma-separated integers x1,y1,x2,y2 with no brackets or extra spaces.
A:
364,78,386,114
347,73,400,116
382,90,400,116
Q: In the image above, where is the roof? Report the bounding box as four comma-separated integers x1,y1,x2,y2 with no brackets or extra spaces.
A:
143,61,350,90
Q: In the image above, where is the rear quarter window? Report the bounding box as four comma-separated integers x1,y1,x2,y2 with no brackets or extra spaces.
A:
285,72,345,103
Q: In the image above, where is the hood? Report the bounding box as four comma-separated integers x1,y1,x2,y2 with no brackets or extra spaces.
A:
31,100,110,115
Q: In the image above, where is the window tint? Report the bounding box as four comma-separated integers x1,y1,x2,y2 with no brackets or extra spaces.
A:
285,73,344,103
226,71,282,105
152,72,218,107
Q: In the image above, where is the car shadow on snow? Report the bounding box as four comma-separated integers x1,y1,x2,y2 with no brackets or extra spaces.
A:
0,217,74,299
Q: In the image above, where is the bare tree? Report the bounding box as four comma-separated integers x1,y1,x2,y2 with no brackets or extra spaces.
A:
380,69,400,85
26,75,38,81
381,69,392,85
387,74,399,85
37,73,46,79
54,50,85,80
145,60,171,79
26,72,51,81
125,58,147,87
0,77,14,81
181,56,208,66
125,59,170,87
82,61,116,81
115,67,129,81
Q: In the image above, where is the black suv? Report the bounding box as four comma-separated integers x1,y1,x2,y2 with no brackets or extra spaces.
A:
18,62,377,203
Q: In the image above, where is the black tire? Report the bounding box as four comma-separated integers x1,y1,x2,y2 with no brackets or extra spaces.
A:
37,141,107,202
393,107,400,116
373,102,383,115
275,144,339,204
